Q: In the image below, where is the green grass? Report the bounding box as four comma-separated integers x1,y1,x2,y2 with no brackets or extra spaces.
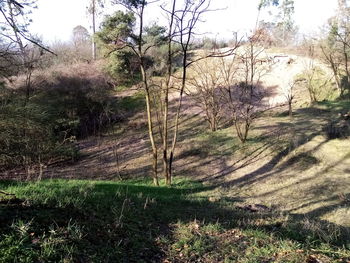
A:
0,179,349,262
316,100,350,112
114,85,129,92
119,91,145,112
195,129,239,156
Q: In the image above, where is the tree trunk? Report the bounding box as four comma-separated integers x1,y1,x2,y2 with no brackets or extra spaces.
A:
144,74,159,186
168,151,173,185
136,1,159,186
152,151,159,186
321,45,342,96
92,0,97,60
163,0,176,185
288,100,293,117
168,62,187,185
235,119,250,144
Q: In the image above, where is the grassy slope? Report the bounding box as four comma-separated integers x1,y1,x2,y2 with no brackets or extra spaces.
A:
187,100,350,227
0,179,349,263
1,65,349,262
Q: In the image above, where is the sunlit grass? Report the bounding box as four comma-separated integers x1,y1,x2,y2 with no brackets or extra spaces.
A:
0,178,349,262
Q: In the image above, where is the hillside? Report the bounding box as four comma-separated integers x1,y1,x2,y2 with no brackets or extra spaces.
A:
1,57,349,262
3,51,348,229
2,0,350,261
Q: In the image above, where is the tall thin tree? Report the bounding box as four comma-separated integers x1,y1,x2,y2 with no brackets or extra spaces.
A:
87,0,104,60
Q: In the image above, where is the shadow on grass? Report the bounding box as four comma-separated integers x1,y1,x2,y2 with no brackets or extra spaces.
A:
211,100,343,189
0,179,349,262
1,99,349,261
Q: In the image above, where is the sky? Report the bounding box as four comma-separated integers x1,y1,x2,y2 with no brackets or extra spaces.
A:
30,0,338,44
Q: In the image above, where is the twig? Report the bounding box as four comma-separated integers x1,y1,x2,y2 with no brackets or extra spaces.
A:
0,190,15,196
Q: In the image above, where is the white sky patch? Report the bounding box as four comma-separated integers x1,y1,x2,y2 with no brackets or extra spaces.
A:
294,0,337,36
30,0,338,44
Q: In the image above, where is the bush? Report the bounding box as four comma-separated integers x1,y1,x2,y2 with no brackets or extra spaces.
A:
325,119,350,139
297,66,336,102
0,62,117,174
0,99,77,172
32,63,117,136
103,49,140,84
192,37,228,50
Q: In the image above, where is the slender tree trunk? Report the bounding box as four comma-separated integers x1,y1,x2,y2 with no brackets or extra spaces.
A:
144,82,159,186
162,0,176,185
235,119,249,144
92,0,97,60
243,122,249,142
138,1,159,186
330,62,342,95
168,4,198,182
152,151,158,186
162,86,169,183
235,121,244,143
168,56,187,185
288,99,293,117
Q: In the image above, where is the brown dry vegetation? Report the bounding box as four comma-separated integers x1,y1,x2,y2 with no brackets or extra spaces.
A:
6,61,112,92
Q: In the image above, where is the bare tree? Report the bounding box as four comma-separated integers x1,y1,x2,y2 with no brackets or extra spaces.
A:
123,0,218,185
282,80,295,118
0,0,54,102
162,0,232,184
110,0,238,185
220,30,270,143
166,0,240,183
320,43,342,94
320,1,350,98
302,44,332,103
1,0,35,103
188,58,223,131
158,0,176,185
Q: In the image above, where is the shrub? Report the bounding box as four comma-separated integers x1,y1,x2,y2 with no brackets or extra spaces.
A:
0,62,117,174
297,66,336,102
103,49,140,84
325,119,350,139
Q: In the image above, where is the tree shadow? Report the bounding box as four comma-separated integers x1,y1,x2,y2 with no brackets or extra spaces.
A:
210,101,336,189
1,180,349,262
